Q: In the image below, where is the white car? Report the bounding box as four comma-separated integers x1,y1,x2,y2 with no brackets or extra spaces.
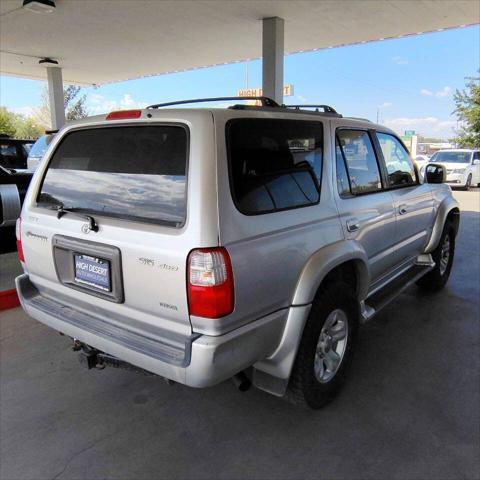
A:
26,133,55,171
414,155,430,179
423,149,480,190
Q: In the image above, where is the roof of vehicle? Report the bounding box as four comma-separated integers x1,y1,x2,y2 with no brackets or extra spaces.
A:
434,149,479,153
0,136,35,143
57,104,393,136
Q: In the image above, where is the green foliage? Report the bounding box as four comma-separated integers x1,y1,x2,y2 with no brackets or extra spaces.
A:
14,115,43,139
0,106,43,139
452,77,480,148
0,106,17,137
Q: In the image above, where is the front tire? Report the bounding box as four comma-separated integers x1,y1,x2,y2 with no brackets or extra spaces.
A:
464,174,472,191
286,282,358,409
417,222,455,292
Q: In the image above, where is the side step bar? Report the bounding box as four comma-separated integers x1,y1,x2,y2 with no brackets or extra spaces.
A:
360,263,434,323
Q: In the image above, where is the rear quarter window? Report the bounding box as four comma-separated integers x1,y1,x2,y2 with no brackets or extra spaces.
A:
227,118,323,215
37,125,189,227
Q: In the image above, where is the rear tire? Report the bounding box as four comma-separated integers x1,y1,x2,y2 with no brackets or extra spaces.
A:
464,174,472,191
416,222,455,292
285,282,358,409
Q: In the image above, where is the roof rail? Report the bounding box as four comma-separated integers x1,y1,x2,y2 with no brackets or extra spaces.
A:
147,96,279,109
284,104,339,114
346,117,372,122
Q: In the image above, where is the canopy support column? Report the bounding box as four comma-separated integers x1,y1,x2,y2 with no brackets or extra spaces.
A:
262,17,284,105
46,66,66,129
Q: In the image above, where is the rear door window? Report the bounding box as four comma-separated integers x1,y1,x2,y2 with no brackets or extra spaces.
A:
336,129,383,195
37,125,188,227
227,119,323,214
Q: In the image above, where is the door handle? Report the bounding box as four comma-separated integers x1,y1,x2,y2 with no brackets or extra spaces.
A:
398,204,408,215
346,218,360,232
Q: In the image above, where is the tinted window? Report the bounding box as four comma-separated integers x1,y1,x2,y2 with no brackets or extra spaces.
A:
38,126,188,227
0,142,17,157
336,130,382,194
377,133,416,187
227,119,323,214
335,140,352,197
473,152,480,161
0,141,20,168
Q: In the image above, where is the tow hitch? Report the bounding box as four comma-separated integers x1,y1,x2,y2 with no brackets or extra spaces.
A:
74,340,157,377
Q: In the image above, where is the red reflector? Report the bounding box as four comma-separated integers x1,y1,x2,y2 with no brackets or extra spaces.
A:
187,248,234,318
106,109,142,120
16,218,24,263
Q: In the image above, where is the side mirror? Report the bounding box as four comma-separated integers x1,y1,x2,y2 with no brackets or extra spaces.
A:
0,184,21,227
425,163,446,184
473,159,480,166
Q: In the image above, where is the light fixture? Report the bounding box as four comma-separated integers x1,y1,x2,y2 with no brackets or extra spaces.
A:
22,0,56,14
39,57,59,67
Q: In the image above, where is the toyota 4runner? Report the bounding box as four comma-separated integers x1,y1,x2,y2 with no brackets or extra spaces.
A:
14,97,459,409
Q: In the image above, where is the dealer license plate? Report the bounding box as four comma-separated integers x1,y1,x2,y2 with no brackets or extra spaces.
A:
74,254,111,292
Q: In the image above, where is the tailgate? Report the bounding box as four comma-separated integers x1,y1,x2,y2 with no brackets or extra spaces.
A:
20,121,212,338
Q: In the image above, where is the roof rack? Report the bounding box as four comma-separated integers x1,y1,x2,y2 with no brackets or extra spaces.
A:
284,104,338,114
146,96,342,118
346,117,372,122
147,96,280,109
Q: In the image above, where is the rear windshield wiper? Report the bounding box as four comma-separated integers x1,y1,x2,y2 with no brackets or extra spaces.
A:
55,205,99,232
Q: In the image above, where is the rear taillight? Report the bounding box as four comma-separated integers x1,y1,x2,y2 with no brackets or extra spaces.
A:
187,248,234,318
16,218,24,263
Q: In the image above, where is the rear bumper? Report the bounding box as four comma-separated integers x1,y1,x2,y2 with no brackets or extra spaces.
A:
16,274,287,388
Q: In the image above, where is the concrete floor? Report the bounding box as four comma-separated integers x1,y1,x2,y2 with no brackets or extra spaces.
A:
1,191,479,480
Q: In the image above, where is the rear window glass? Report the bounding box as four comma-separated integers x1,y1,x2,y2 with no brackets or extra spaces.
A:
227,119,323,215
37,125,188,227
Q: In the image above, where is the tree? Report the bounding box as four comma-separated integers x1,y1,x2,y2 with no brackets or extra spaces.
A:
13,115,43,139
32,84,88,128
0,106,43,139
452,76,480,148
64,85,88,121
0,106,16,137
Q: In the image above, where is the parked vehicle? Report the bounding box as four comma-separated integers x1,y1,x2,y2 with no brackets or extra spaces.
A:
422,149,480,190
27,133,55,171
0,165,33,249
15,97,459,409
0,135,34,169
415,154,430,164
414,154,430,178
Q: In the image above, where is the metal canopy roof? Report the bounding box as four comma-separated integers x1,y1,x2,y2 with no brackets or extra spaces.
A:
0,0,477,85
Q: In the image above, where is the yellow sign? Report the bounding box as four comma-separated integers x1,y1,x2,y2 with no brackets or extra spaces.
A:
237,85,294,97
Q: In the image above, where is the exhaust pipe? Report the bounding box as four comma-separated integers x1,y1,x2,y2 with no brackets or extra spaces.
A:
232,371,251,392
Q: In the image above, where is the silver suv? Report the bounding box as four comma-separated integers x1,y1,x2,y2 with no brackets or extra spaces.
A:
14,97,459,409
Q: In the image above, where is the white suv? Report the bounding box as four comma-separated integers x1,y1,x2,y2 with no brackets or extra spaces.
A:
12,97,459,409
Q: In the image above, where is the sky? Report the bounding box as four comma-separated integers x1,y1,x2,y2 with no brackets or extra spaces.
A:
0,25,478,140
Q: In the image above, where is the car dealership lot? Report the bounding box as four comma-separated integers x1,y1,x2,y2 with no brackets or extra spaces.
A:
1,191,479,480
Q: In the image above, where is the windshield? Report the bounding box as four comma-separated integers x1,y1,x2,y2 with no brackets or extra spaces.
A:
37,125,189,227
28,135,49,158
430,151,472,164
